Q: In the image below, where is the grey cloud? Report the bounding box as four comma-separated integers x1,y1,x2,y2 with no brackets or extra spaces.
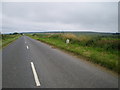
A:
2,2,118,33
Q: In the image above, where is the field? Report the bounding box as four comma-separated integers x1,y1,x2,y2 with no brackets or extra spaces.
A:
0,34,21,48
28,32,120,73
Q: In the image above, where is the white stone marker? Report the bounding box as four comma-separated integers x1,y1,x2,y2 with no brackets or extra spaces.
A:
66,39,70,44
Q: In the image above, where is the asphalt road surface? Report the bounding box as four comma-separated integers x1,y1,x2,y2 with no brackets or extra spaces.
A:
2,36,118,88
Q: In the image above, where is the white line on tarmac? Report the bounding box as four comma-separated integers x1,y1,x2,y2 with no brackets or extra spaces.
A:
30,62,41,87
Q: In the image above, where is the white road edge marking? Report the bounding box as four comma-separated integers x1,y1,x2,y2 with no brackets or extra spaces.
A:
26,46,29,49
30,62,41,87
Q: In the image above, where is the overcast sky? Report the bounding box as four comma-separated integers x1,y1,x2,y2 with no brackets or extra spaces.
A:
1,2,118,33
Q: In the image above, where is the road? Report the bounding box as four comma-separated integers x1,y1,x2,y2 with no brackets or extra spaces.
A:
2,36,118,88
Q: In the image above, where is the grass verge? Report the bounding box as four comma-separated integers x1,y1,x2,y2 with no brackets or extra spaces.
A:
0,34,21,49
28,33,119,74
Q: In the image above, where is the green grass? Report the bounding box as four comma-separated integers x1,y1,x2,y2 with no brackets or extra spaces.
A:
0,34,21,48
28,33,119,73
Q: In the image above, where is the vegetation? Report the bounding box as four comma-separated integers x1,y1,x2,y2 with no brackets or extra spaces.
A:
0,34,21,48
28,33,120,73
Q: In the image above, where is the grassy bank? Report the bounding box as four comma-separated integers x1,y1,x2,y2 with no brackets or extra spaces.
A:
28,33,119,73
0,34,21,48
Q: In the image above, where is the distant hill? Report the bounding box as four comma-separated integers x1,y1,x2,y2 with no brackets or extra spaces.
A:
23,31,120,36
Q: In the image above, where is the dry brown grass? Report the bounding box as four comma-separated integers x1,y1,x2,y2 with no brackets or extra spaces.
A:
61,34,92,42
61,33,77,39
77,35,93,42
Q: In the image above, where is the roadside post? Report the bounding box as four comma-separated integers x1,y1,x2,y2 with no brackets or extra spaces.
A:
66,39,70,44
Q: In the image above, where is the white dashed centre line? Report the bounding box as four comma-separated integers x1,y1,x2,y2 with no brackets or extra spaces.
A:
30,62,41,87
26,46,29,49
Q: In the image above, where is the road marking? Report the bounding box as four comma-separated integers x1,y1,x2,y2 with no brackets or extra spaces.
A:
26,46,29,49
30,62,41,87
